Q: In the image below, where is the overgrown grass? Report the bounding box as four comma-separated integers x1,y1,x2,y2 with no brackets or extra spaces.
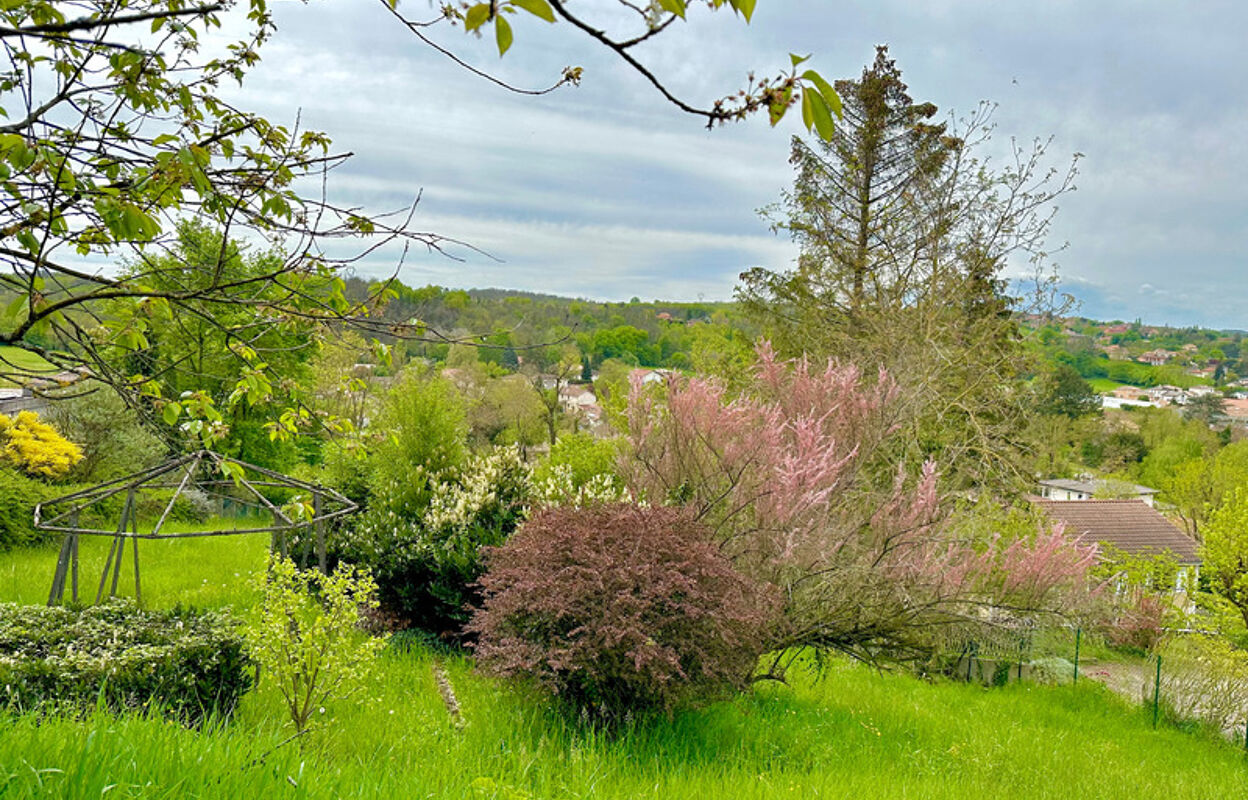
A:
0,536,1245,798
0,649,1245,798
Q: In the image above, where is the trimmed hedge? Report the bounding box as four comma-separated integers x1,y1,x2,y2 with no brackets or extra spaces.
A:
0,601,254,723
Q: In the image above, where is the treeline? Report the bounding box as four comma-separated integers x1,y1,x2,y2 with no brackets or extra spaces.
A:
343,279,758,373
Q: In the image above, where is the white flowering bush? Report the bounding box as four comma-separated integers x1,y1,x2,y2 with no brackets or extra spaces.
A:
332,446,532,637
531,464,629,508
244,555,384,733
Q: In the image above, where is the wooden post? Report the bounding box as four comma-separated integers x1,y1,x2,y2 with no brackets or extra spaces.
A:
109,535,125,598
47,535,72,605
95,535,119,604
107,489,135,600
131,505,141,606
70,511,79,604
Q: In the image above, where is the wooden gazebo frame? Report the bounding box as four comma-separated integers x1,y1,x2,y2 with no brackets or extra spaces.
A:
35,450,357,606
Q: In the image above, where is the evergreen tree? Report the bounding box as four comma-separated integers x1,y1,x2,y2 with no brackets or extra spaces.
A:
739,47,1076,492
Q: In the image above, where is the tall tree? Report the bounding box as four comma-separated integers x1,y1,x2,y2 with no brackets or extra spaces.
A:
739,47,1077,492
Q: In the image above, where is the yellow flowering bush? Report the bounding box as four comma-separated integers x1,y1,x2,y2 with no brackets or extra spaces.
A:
0,411,82,479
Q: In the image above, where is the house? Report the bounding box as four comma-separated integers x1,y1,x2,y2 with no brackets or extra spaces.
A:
558,383,598,411
629,368,671,386
1145,385,1186,406
1035,478,1159,506
1222,398,1248,422
1138,349,1175,367
1032,499,1200,592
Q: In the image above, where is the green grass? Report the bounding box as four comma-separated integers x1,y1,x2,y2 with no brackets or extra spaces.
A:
0,536,1246,798
0,520,268,609
0,344,55,385
1088,378,1133,394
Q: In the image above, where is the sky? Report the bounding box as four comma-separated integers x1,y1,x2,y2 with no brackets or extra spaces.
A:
225,0,1246,328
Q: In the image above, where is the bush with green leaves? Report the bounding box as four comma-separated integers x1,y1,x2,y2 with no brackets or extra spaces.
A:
244,555,384,733
44,385,165,483
0,466,62,549
532,432,627,507
0,601,253,722
1156,634,1248,733
469,503,779,719
334,446,531,637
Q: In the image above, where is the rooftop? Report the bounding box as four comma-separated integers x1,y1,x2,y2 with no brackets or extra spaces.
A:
1032,499,1199,564
1037,478,1158,496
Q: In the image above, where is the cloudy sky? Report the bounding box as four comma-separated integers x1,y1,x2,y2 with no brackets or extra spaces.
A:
227,0,1246,328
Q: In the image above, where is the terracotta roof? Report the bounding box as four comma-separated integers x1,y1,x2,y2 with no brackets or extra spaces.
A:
1031,499,1199,565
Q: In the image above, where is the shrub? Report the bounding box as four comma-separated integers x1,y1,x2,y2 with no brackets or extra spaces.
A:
244,555,383,733
1156,634,1248,733
43,385,165,482
0,467,59,548
1102,590,1167,654
333,446,530,637
0,411,82,479
532,433,627,508
0,601,253,723
469,503,779,718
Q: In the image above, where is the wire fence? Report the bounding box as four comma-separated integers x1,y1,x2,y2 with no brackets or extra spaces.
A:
955,626,1248,748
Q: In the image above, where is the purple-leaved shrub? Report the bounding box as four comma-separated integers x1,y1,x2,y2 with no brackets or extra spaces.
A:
468,503,778,717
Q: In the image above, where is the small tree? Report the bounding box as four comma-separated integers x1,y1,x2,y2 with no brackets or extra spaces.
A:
245,556,384,733
469,504,779,717
624,342,1098,669
1202,486,1248,628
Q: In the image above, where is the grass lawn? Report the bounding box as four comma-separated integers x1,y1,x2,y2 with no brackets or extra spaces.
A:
1088,378,1134,394
0,521,269,609
0,344,55,385
1,536,1246,798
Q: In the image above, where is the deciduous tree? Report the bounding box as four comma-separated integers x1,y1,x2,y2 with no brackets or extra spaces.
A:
623,343,1097,670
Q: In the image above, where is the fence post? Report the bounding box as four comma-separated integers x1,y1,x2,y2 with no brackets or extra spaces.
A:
1073,627,1081,684
1152,654,1162,729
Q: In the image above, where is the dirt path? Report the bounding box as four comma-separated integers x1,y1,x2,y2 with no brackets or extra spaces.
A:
1081,660,1151,705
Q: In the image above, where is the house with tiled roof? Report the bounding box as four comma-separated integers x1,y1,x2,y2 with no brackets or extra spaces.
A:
1032,499,1199,592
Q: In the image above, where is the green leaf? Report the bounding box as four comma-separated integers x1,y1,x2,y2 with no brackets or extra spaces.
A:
4,293,25,321
800,86,815,132
768,85,793,127
15,229,38,254
510,0,555,22
732,0,756,22
162,402,181,426
495,15,513,56
804,87,837,141
801,69,842,119
658,0,686,19
790,53,810,69
464,3,491,32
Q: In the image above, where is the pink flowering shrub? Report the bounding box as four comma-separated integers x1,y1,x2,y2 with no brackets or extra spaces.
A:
623,342,1098,667
468,504,780,716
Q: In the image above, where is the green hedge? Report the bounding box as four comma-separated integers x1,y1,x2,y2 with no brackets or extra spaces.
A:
0,467,60,549
0,601,254,723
